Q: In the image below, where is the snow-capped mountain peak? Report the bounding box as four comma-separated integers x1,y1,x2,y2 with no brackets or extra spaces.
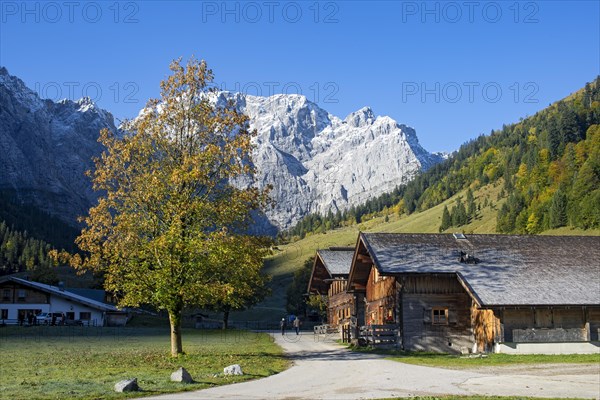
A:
0,68,443,234
210,91,442,231
344,106,376,127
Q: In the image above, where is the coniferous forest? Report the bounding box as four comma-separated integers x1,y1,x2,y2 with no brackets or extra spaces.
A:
0,191,78,279
0,221,57,282
281,77,600,240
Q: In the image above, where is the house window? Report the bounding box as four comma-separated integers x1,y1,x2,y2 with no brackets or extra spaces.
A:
385,309,394,323
432,308,449,325
2,289,10,301
17,289,26,301
1,309,8,319
80,312,91,320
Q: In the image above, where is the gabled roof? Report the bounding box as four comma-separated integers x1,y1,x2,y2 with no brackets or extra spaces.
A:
307,247,355,294
1,277,118,312
355,233,600,307
66,288,106,303
318,247,355,276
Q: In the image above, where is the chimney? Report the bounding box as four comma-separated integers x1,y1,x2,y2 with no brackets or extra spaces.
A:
58,281,65,292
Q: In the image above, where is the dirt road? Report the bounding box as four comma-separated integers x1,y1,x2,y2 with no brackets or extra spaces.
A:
144,331,600,399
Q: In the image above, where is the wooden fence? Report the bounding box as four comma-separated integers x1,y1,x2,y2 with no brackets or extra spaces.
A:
359,324,399,348
313,324,338,335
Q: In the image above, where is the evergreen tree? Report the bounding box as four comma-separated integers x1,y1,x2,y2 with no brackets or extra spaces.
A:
452,199,468,227
466,189,476,220
549,189,568,228
439,205,451,232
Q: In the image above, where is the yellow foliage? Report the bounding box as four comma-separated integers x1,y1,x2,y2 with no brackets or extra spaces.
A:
526,213,540,234
538,148,550,165
72,58,271,356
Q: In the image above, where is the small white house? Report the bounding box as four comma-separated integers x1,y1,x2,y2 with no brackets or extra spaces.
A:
0,276,119,326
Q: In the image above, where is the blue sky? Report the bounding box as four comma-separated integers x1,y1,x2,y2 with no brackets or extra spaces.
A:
1,1,598,151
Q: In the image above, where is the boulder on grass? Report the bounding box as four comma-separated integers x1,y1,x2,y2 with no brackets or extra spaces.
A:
171,367,194,383
223,364,243,376
114,378,139,392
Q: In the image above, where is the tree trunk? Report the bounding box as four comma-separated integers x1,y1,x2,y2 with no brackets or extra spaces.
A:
222,309,229,330
169,310,183,356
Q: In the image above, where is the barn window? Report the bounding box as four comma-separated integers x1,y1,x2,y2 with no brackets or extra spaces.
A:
17,289,26,301
432,308,449,325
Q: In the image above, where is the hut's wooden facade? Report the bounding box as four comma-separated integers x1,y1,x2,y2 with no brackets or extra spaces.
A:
307,247,355,329
347,233,600,354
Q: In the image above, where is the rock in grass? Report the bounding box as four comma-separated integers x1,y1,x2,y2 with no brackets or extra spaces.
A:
171,367,193,383
223,364,243,376
114,378,139,392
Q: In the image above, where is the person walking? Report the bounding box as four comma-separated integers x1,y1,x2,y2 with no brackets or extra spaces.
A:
279,317,286,335
293,317,301,335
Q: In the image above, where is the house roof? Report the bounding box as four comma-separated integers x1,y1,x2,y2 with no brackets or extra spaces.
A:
308,247,355,294
359,233,600,307
317,247,355,276
66,288,106,303
2,277,118,312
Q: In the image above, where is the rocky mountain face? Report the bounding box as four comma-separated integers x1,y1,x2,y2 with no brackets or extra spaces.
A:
214,92,443,232
0,67,116,226
0,68,442,236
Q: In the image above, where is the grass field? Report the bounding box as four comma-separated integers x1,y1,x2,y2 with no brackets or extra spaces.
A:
0,326,288,399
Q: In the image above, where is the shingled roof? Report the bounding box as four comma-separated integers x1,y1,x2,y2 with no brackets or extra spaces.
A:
308,247,355,294
359,233,600,307
317,247,355,276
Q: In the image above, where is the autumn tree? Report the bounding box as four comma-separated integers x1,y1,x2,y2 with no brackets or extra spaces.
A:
199,234,271,329
75,58,270,356
307,294,328,322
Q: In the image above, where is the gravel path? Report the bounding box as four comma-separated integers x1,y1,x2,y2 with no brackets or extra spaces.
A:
143,332,600,399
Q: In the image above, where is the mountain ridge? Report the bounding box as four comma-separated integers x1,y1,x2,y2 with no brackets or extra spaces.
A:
0,68,442,240
0,67,116,230
212,91,442,231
